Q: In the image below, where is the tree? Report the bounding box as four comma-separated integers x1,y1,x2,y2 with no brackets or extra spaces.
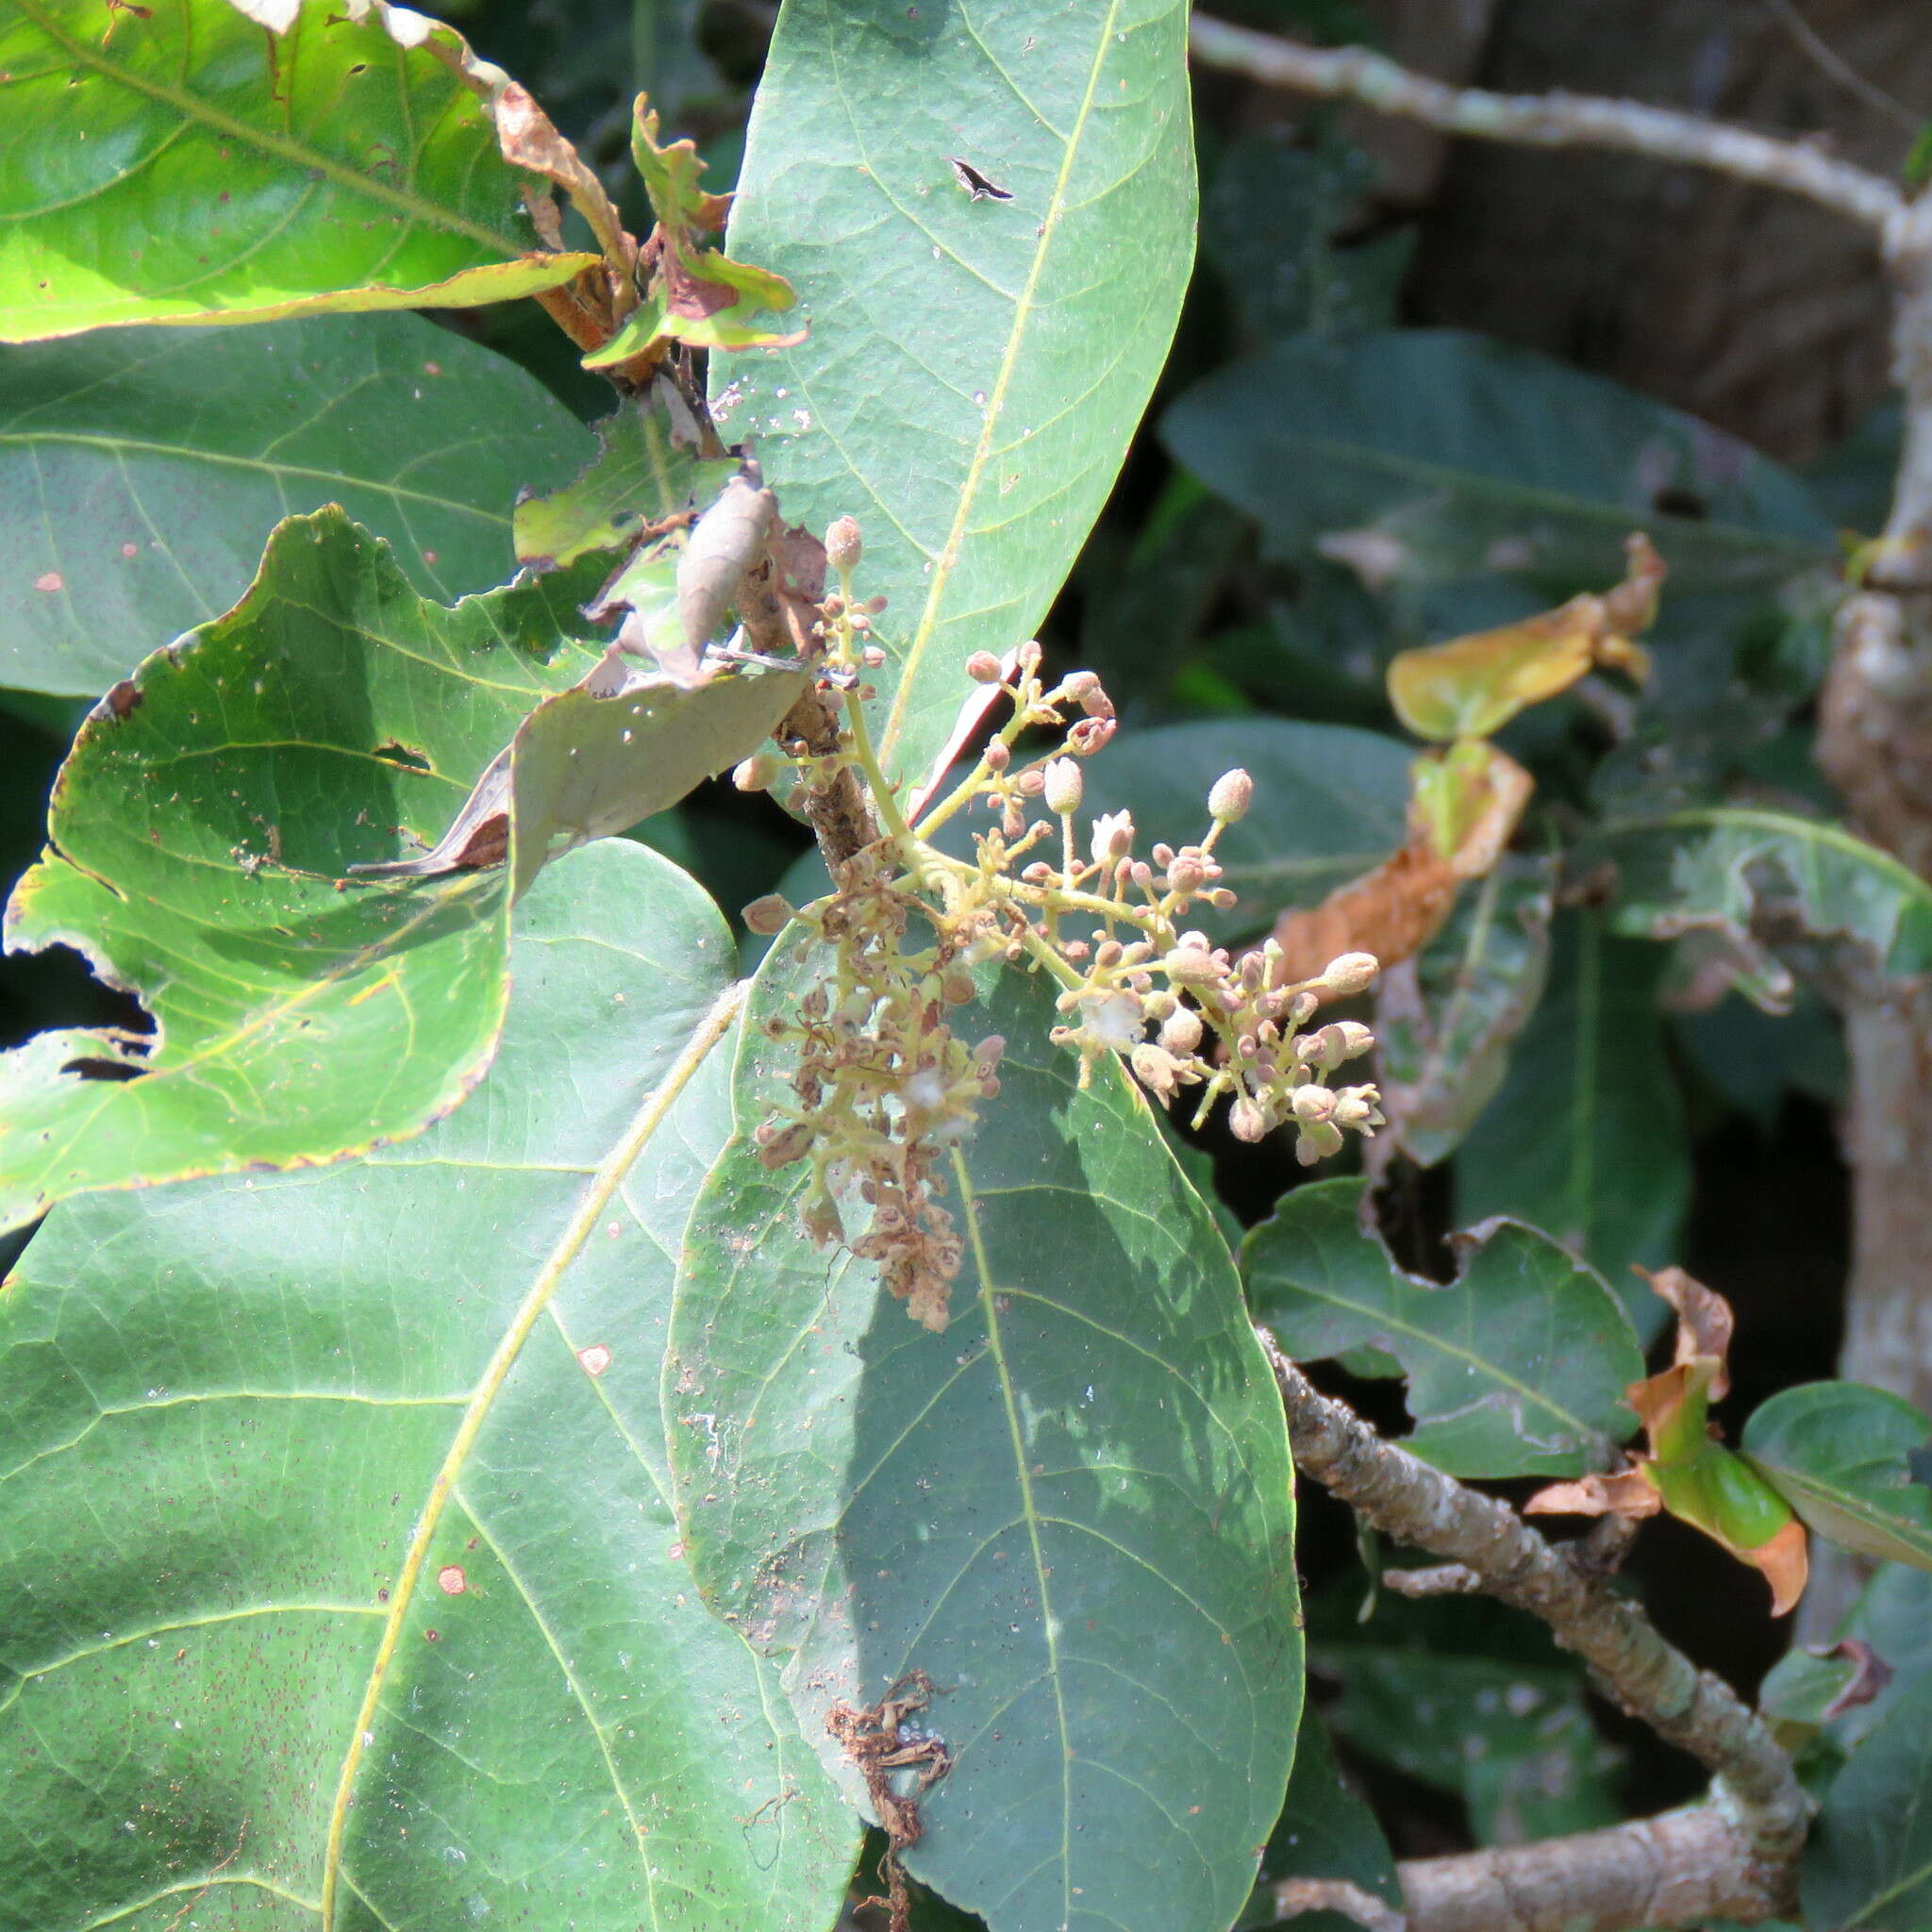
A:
1,5,1930,1932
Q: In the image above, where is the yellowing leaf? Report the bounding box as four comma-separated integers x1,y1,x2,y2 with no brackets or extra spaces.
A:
1387,534,1664,741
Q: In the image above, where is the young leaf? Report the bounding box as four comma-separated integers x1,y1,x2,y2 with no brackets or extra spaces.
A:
0,508,791,1232
710,0,1197,789
1243,1177,1642,1478
0,0,600,341
1083,719,1413,945
1162,329,1832,599
512,398,737,573
0,843,859,1932
0,314,595,698
667,931,1300,1932
1804,1666,1932,1931
1457,910,1690,1319
1385,533,1661,742
1742,1381,1932,1572
1375,854,1557,1167
1590,807,1932,1007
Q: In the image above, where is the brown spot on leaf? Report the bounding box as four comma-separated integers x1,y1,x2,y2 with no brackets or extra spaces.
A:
33,571,63,593
576,1343,612,1376
436,1565,466,1595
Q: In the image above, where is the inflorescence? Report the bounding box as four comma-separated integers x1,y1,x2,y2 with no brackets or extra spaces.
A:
741,516,1384,1330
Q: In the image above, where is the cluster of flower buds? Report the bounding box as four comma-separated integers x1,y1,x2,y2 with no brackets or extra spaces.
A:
748,513,1386,1327
752,848,1004,1331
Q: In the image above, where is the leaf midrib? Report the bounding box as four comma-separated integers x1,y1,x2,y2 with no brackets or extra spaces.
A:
318,977,745,1928
878,0,1129,774
10,0,525,261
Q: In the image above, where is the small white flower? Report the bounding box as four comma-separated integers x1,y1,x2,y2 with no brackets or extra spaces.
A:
1089,809,1135,867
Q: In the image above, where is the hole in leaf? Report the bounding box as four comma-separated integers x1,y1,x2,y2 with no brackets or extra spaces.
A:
59,1057,144,1083
1652,486,1708,521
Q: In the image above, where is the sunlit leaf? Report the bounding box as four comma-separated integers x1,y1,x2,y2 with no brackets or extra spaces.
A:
0,0,599,341
668,930,1300,1932
0,314,594,697
0,841,860,1932
709,0,1197,790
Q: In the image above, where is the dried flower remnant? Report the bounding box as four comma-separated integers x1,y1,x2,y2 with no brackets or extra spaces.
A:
756,518,1385,1326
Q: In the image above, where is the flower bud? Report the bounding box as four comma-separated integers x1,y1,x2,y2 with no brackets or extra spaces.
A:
1295,1121,1344,1167
1229,1095,1268,1143
1321,951,1379,996
984,740,1010,771
972,1035,1007,1070
1062,670,1102,701
1332,1085,1383,1130
1158,1007,1204,1055
741,893,793,935
1208,768,1254,824
1291,1084,1337,1124
732,749,782,792
1129,1042,1183,1102
1162,945,1221,988
1018,769,1046,797
966,651,1004,683
860,645,886,668
824,515,863,574
1043,756,1084,815
1166,856,1206,894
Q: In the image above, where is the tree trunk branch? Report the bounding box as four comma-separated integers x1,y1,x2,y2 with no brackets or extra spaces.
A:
1187,13,1905,232
1258,1331,1806,1929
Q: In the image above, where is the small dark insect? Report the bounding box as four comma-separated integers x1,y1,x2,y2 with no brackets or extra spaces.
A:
948,157,1012,202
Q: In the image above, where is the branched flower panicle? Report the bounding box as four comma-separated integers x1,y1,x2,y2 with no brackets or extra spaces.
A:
753,516,1386,1329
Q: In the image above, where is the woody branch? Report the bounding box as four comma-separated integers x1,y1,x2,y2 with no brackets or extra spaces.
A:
1258,1332,1807,1932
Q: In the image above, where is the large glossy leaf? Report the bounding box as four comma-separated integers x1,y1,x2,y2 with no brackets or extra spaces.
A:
1805,1667,1932,1930
1084,719,1413,945
1591,808,1932,1008
708,0,1197,790
0,314,594,697
0,508,793,1232
667,929,1299,1932
1244,1178,1641,1479
1742,1381,1932,1572
1162,329,1831,598
1457,911,1689,1328
0,840,859,1932
0,0,599,341
1375,854,1557,1167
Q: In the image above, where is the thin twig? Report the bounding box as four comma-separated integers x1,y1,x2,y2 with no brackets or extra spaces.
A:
1188,14,1905,232
1761,0,1923,134
1381,1562,1481,1598
1259,1331,1806,1927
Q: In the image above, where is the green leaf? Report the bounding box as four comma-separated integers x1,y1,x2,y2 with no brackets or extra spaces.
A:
513,401,737,572
1162,329,1832,599
667,932,1300,1932
1243,1705,1402,1932
0,313,595,698
0,0,598,341
1743,1382,1932,1572
0,508,789,1232
1085,719,1413,945
1243,1178,1641,1479
1591,808,1932,1008
1376,854,1557,1166
1457,910,1690,1326
1805,1667,1932,1930
0,840,860,1932
1313,1641,1620,1846
1761,1561,1932,1752
710,0,1197,790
